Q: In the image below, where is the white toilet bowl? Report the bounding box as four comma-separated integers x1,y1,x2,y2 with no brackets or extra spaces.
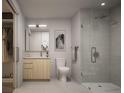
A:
58,67,70,82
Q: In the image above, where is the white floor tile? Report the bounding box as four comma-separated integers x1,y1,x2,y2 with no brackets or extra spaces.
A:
13,79,90,93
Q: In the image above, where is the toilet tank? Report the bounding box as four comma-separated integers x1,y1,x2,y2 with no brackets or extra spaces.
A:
56,58,65,68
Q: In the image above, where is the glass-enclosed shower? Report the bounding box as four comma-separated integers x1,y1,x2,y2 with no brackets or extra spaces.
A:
80,9,111,82
71,5,121,93
79,7,121,93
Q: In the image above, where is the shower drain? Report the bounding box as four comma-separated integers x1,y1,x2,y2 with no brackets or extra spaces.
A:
88,87,91,90
98,85,102,87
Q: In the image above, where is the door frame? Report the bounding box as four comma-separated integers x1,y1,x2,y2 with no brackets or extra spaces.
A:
6,0,18,88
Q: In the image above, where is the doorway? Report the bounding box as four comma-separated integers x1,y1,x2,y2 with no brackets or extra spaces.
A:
2,0,18,92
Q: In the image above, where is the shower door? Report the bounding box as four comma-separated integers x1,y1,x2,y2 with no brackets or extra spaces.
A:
80,9,110,82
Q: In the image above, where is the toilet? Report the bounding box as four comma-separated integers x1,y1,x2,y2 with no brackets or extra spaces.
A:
56,58,70,82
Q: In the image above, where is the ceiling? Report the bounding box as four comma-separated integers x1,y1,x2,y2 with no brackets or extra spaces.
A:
2,0,11,12
17,0,121,19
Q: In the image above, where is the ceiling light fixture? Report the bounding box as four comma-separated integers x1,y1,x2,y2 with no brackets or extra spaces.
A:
101,2,106,6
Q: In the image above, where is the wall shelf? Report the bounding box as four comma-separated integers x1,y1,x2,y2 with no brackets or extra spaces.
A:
2,19,13,22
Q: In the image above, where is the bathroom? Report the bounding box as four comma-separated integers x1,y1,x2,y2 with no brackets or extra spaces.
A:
2,0,121,93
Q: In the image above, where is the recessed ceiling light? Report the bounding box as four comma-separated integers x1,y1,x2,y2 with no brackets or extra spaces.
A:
101,2,106,6
39,24,47,28
28,24,36,27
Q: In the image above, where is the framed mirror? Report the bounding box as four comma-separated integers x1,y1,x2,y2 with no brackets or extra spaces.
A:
25,28,49,52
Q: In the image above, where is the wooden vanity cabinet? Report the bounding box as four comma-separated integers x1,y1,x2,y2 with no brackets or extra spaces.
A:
23,61,33,79
23,58,50,80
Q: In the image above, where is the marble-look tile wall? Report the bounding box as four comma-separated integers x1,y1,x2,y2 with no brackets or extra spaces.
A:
110,6,121,86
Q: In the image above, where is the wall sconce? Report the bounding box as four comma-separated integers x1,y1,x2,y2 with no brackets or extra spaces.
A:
28,24,36,27
28,24,47,28
39,24,47,28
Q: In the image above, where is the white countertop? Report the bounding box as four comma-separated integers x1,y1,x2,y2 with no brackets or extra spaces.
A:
23,57,50,59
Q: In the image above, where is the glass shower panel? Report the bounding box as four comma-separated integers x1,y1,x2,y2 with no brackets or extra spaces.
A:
80,9,110,82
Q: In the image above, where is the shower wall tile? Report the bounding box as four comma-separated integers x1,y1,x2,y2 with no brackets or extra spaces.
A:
110,6,121,86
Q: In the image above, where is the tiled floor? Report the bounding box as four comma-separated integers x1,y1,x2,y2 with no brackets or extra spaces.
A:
13,79,90,93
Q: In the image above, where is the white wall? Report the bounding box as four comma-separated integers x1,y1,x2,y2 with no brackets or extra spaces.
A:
12,0,26,87
71,11,82,83
110,6,121,86
24,19,72,78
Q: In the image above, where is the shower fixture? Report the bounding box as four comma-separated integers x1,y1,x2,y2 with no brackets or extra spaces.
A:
91,47,96,63
91,47,99,63
94,15,108,19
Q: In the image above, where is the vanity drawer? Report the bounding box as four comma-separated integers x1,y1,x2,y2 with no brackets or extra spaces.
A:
23,60,33,64
23,62,33,69
23,68,33,79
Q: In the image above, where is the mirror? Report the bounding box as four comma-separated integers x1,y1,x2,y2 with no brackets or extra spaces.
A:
25,28,49,52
